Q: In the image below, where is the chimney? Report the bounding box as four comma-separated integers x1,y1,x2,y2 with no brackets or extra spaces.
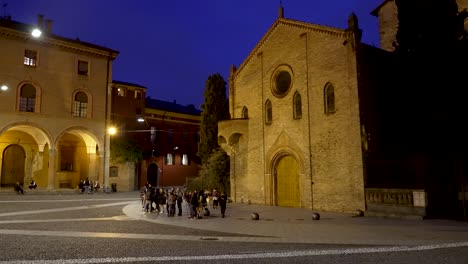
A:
37,14,44,29
45,19,53,33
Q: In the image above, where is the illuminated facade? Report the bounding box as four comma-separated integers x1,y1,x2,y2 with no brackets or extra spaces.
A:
219,7,365,213
0,15,118,190
219,4,468,219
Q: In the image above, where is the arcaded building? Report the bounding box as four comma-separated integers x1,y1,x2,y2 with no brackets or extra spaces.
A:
0,15,118,190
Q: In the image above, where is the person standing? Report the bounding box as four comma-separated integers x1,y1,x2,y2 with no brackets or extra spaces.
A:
190,190,198,219
176,188,183,216
168,191,177,217
212,189,219,209
93,181,100,193
219,192,228,218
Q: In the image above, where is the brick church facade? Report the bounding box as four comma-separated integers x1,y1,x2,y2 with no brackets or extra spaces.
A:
218,2,468,220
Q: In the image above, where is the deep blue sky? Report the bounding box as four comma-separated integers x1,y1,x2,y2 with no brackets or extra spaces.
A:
4,0,383,108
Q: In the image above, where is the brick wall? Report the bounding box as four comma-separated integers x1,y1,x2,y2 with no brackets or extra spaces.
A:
220,19,366,213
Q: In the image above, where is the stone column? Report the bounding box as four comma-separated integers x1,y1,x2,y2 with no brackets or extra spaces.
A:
99,150,109,189
88,152,97,183
47,149,56,190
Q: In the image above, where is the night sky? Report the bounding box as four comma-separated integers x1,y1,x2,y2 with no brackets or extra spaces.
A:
3,0,383,108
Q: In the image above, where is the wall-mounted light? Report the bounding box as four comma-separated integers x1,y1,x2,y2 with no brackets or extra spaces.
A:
1,84,8,91
137,117,144,122
31,28,42,38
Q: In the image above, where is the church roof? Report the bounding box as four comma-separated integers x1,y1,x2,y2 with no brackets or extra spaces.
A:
370,0,392,16
113,80,147,89
232,17,350,80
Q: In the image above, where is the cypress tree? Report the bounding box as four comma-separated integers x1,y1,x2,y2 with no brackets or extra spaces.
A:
199,73,229,165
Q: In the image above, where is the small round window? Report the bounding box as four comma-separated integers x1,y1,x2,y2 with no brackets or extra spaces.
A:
271,65,293,98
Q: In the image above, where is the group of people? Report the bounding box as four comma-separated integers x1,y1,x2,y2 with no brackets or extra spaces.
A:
78,178,100,193
14,180,37,194
140,184,228,219
186,189,228,219
141,184,184,216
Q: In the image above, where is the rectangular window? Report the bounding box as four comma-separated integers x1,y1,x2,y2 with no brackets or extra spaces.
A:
182,154,189,165
110,166,119,177
78,60,89,76
24,49,37,66
134,90,142,99
165,153,174,165
19,97,35,112
73,101,88,117
60,163,73,171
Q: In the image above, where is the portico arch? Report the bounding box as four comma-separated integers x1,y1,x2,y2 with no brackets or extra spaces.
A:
0,122,53,190
55,126,102,189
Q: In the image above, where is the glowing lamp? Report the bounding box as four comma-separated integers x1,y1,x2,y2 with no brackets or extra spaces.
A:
108,127,117,135
31,28,42,38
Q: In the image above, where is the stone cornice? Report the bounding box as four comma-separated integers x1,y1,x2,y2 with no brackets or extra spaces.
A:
0,27,119,59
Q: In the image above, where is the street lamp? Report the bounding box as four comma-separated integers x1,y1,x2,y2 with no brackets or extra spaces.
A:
108,126,117,135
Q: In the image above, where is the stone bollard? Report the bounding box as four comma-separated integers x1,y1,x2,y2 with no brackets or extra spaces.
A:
312,212,320,220
251,212,259,220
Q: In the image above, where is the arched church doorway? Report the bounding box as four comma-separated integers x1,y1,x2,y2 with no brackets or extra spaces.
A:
275,155,300,207
1,144,26,187
147,163,159,187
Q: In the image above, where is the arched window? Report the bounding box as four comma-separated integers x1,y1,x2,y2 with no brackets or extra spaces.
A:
265,99,272,125
242,106,249,119
324,83,335,114
73,91,88,117
19,84,36,112
293,92,302,119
